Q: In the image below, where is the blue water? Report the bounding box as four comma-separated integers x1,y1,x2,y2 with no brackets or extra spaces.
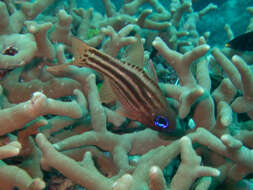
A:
75,0,252,47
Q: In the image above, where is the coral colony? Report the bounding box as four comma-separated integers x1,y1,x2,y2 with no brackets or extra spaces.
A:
0,0,252,189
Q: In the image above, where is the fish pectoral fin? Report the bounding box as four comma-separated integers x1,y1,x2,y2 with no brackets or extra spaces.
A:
115,103,140,122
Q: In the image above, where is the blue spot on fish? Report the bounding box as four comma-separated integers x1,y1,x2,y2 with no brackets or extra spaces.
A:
154,115,169,129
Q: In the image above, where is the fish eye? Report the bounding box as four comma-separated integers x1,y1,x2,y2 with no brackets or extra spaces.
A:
154,115,169,129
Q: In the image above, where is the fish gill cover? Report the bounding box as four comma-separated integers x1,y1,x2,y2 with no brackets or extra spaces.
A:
0,0,252,190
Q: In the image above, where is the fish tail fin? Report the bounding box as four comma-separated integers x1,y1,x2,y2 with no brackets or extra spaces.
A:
71,37,90,67
47,62,71,73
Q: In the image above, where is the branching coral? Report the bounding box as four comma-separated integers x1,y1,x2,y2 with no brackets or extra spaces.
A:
0,34,37,69
0,0,252,190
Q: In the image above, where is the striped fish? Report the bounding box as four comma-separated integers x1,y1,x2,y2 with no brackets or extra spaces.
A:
71,37,178,132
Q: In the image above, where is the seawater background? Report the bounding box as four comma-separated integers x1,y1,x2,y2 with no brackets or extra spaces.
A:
76,0,253,47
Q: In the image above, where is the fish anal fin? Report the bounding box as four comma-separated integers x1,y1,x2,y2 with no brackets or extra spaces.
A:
116,104,129,118
109,80,141,121
99,77,117,105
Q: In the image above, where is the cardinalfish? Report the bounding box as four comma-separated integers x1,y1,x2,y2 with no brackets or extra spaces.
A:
226,30,253,51
71,37,179,133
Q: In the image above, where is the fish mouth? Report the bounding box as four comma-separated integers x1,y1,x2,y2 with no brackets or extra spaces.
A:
0,69,13,80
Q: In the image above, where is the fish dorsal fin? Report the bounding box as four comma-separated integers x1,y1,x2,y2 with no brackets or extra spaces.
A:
122,36,159,83
123,35,144,68
99,77,117,105
120,53,161,94
144,59,159,83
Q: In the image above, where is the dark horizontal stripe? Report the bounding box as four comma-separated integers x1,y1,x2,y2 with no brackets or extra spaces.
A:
81,56,140,111
86,48,164,111
85,50,152,110
86,55,148,112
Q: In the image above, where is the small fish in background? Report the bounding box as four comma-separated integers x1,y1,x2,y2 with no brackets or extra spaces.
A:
226,31,253,51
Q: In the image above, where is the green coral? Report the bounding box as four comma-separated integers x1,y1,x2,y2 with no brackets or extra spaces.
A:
88,28,99,39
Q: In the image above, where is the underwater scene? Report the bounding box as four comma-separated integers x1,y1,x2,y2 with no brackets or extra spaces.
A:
0,0,252,189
